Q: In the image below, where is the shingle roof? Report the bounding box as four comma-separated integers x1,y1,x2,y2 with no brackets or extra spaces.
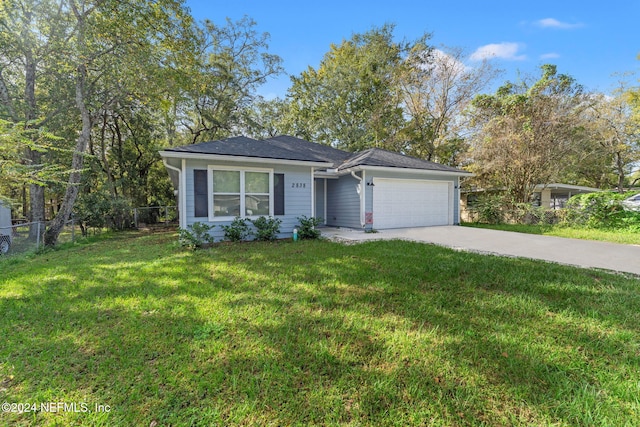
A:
265,135,351,165
337,148,469,174
163,136,333,164
162,135,470,174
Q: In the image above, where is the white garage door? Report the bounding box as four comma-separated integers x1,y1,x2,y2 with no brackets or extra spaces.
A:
373,178,452,229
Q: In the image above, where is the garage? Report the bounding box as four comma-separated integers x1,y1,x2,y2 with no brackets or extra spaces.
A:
372,178,453,229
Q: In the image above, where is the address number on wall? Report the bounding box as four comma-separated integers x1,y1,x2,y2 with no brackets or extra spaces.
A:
291,183,307,188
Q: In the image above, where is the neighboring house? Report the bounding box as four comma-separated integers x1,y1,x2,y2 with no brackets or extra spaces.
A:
159,135,472,240
460,183,601,222
531,183,601,209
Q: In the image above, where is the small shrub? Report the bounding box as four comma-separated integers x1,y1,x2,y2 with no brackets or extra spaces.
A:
474,194,507,224
296,215,323,239
251,216,282,241
178,222,215,250
221,217,251,242
513,203,559,225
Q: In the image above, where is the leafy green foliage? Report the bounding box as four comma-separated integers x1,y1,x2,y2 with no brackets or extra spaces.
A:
296,215,323,239
287,24,427,152
180,17,284,143
74,191,133,235
473,193,507,224
469,65,589,203
221,217,251,242
565,191,640,229
251,216,282,241
511,203,563,225
178,222,215,250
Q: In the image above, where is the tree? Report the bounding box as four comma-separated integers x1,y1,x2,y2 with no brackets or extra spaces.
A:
236,96,293,139
40,0,194,246
581,88,640,192
0,0,77,234
177,16,283,144
469,64,589,203
398,46,499,165
0,119,63,197
287,24,427,152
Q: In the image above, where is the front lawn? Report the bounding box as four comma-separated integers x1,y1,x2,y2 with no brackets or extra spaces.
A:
1,232,639,426
463,222,640,246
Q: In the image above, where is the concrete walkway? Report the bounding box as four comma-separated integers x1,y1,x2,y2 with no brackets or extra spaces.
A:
321,226,640,277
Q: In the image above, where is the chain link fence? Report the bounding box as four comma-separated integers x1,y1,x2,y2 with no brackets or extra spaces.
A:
0,206,177,258
0,220,82,258
133,206,178,229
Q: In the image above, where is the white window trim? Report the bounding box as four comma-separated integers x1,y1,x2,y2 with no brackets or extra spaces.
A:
208,165,274,222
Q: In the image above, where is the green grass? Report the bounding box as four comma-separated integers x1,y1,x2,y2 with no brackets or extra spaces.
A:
463,222,640,246
1,231,640,426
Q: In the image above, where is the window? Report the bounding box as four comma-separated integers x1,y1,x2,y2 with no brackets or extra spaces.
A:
209,167,273,220
212,170,241,218
244,172,270,216
466,194,479,208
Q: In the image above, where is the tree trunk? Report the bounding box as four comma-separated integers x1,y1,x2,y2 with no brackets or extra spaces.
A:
44,63,91,246
615,151,625,193
24,43,46,239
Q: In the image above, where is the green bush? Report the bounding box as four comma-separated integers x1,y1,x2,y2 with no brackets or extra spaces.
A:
474,194,507,224
221,217,251,242
251,216,282,241
512,203,561,225
564,191,640,229
178,222,215,250
74,191,133,235
296,215,323,239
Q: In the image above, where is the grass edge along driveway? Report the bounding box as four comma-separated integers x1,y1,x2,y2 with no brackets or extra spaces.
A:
1,231,639,426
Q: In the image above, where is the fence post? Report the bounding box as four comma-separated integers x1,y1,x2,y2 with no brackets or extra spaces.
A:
36,221,41,250
134,208,138,229
71,218,75,242
164,206,168,224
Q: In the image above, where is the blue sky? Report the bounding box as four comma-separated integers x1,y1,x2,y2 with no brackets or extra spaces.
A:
185,0,639,99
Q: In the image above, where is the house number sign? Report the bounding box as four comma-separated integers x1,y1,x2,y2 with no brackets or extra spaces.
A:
291,183,307,188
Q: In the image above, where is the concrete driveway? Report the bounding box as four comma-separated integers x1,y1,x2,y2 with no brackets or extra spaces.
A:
321,226,640,277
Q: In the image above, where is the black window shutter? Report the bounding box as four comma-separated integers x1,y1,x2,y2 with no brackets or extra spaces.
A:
194,170,208,217
274,173,285,215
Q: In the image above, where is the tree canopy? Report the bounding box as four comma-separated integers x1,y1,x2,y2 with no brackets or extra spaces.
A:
469,65,590,203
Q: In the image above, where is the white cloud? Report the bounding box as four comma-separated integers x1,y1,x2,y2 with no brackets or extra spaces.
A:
431,49,470,73
470,43,527,61
540,52,560,59
536,18,583,29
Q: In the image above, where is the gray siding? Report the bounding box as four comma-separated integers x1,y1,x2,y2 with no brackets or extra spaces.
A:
314,179,326,223
326,175,362,229
184,159,313,241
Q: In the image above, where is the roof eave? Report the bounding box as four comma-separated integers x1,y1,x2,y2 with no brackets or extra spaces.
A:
159,150,333,168
336,165,474,177
534,183,601,192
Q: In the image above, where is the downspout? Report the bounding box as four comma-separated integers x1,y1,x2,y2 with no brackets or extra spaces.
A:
351,171,365,228
311,167,315,217
163,159,185,229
